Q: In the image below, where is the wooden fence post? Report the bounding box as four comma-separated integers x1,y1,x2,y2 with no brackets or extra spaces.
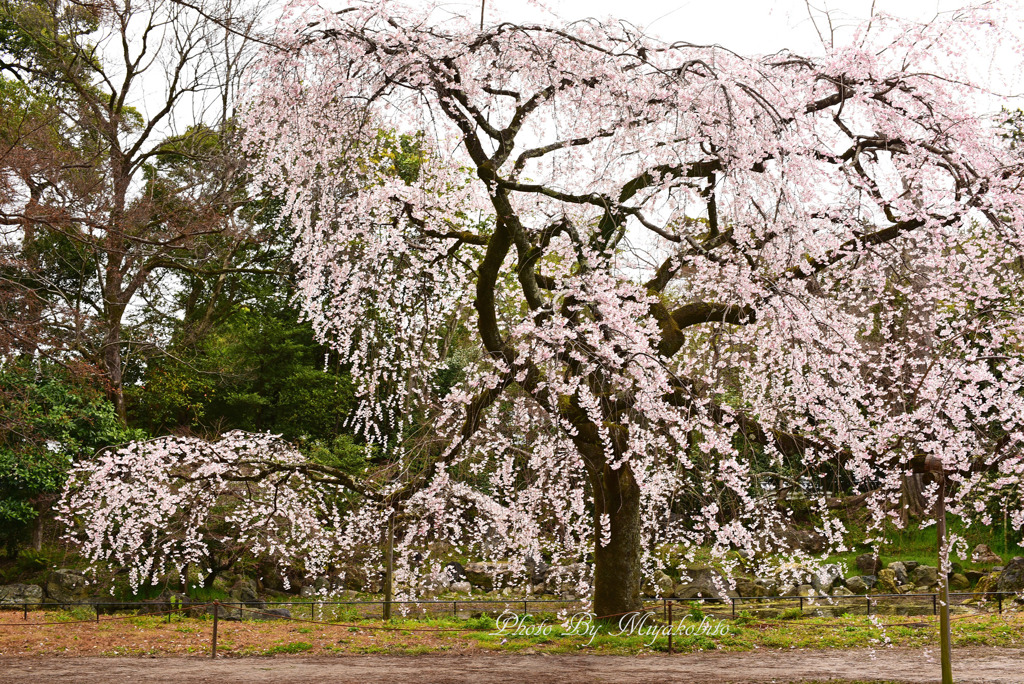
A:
211,601,219,659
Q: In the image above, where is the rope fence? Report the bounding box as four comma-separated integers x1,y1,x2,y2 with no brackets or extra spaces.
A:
0,591,1018,658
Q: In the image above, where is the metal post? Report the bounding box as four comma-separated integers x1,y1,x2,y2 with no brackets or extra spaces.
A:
211,601,219,659
998,594,1002,614
667,601,673,655
933,593,937,616
731,597,736,618
453,601,457,619
383,508,394,622
523,600,528,616
937,475,953,684
23,602,27,621
799,596,803,612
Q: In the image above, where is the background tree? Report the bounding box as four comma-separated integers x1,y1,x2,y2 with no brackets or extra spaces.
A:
0,361,141,556
0,0,265,420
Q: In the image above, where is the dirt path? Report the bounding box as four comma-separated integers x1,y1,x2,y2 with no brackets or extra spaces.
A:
1,648,1021,683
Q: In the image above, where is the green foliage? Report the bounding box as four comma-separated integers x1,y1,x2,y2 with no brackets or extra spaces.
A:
999,108,1024,151
733,610,755,625
0,546,52,583
129,305,358,446
306,435,371,477
373,129,426,184
827,515,1024,576
463,614,496,631
0,364,144,556
0,0,100,84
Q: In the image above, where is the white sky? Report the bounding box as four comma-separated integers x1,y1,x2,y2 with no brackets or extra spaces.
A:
402,0,1022,105
467,0,977,53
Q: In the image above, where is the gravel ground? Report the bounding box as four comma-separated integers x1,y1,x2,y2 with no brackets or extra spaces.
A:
2,648,1023,683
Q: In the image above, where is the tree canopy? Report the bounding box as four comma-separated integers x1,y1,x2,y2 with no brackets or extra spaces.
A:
243,0,1024,615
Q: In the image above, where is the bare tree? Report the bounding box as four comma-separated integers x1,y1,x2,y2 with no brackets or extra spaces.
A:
0,0,267,419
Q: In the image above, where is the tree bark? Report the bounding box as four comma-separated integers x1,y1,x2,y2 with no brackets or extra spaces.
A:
31,512,44,551
101,320,127,422
592,463,643,619
900,473,928,525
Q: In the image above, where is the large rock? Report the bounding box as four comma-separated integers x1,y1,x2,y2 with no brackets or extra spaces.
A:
464,562,512,591
417,585,442,600
832,586,854,597
856,553,882,575
674,566,726,600
136,590,192,616
338,565,369,592
774,563,813,588
888,562,908,585
776,527,827,554
450,581,472,594
44,569,90,604
876,569,899,594
444,562,467,583
644,571,674,598
207,603,242,621
733,577,767,598
972,544,1002,565
544,563,588,595
229,577,263,607
949,573,971,591
525,558,550,585
0,584,44,608
976,572,1001,598
811,565,843,594
995,557,1024,594
845,576,870,594
782,584,816,597
910,565,938,587
230,577,259,601
430,567,452,591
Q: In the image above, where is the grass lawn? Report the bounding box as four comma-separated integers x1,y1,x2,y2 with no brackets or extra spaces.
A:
0,604,1021,657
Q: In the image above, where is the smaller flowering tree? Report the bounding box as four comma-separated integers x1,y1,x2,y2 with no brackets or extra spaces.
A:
57,431,368,593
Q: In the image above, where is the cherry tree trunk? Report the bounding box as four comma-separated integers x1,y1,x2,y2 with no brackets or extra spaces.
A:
592,463,643,619
900,474,928,524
